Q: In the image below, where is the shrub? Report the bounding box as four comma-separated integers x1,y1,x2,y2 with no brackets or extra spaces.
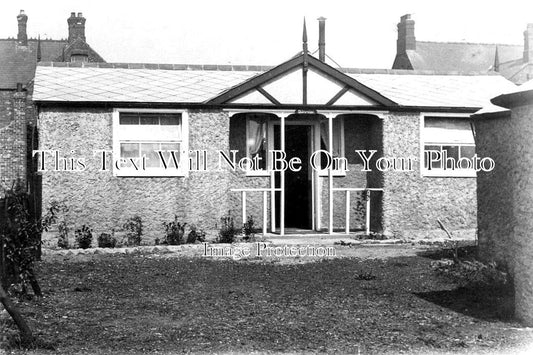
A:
432,259,508,290
217,211,238,243
123,216,143,246
75,225,92,249
97,233,117,248
242,215,255,241
163,216,186,245
186,224,206,244
57,220,69,249
1,181,63,295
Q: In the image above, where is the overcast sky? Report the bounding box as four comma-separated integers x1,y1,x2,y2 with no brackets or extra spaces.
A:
1,0,532,68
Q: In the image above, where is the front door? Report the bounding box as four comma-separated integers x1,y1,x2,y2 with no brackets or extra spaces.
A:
274,124,312,229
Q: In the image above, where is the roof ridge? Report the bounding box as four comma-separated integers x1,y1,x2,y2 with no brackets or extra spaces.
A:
416,40,522,47
37,62,274,71
0,38,67,42
36,61,503,76
341,68,501,76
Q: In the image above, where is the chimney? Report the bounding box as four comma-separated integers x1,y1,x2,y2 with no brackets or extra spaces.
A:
524,23,533,63
67,11,86,43
318,17,326,62
17,10,28,45
397,14,416,53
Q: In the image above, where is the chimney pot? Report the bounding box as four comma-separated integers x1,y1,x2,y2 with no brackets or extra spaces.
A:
317,17,326,62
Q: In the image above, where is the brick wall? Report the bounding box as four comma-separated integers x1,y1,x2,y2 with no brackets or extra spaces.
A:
476,104,533,326
0,90,27,191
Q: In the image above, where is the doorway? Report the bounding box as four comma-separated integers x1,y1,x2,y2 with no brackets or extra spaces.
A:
274,124,313,230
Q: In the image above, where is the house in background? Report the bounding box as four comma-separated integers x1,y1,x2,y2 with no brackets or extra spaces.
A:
0,10,104,196
473,80,533,326
392,14,533,84
31,20,515,243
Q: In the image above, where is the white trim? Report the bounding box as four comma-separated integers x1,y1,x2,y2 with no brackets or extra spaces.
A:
112,108,189,177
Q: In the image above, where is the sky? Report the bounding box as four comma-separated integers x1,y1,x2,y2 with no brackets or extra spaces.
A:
1,0,532,69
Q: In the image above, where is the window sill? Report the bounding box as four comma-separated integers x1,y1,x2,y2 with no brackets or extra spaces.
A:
422,169,476,178
318,170,347,177
114,169,187,177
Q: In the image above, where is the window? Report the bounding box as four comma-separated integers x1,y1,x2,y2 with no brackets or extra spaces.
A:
422,116,475,177
113,109,188,176
319,116,345,176
245,114,269,175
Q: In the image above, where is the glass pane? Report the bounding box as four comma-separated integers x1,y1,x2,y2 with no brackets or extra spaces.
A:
140,115,159,125
160,114,181,125
442,145,459,169
160,143,181,168
140,143,161,168
424,145,441,169
120,143,139,158
120,143,139,169
120,113,139,125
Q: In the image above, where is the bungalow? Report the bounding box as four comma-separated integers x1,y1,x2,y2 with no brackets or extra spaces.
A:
32,21,515,243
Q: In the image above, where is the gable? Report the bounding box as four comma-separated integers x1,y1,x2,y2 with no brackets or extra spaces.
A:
209,54,397,107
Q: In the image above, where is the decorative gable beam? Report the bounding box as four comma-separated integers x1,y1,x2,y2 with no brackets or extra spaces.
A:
207,53,398,107
325,85,350,106
257,86,281,105
207,55,304,104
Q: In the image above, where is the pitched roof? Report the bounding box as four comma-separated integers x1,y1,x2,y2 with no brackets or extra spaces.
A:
0,39,67,89
402,41,522,72
32,61,516,109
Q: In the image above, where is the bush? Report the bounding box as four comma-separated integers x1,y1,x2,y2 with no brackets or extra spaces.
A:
97,233,117,248
123,216,143,246
242,215,255,241
432,259,508,290
162,216,186,245
75,225,92,249
186,224,206,244
217,211,238,243
57,220,69,249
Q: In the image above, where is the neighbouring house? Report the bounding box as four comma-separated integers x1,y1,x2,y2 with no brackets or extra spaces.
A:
31,20,515,243
392,14,533,84
0,10,104,194
473,80,533,326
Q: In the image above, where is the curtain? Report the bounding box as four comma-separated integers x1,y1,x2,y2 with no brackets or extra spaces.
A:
248,117,266,155
320,119,341,157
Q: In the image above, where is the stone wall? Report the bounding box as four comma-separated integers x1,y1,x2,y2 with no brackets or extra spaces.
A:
381,113,477,239
475,104,533,326
39,107,245,245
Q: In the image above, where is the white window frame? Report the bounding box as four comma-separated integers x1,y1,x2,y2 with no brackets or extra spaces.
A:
420,113,476,178
112,108,189,177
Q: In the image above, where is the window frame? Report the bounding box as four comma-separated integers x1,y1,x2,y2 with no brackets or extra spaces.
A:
112,108,189,177
420,113,476,178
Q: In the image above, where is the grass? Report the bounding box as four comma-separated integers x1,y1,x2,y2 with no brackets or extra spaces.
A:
1,249,532,354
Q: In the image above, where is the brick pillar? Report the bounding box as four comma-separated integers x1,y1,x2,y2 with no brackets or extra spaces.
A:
0,88,27,190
